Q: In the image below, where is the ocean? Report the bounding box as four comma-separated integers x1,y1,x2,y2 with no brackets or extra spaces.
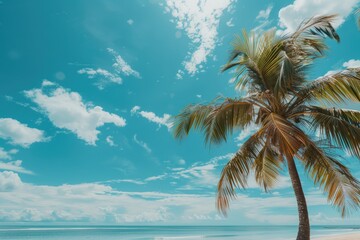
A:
0,225,359,240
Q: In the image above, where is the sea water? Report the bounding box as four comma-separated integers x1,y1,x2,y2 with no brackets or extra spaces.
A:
0,225,358,240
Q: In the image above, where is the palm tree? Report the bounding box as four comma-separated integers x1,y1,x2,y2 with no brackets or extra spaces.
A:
172,15,360,240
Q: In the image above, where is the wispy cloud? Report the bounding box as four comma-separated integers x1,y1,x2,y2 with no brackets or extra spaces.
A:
106,136,116,147
0,148,17,160
78,48,140,89
252,5,273,32
131,106,172,130
226,18,234,27
107,48,141,78
164,0,236,76
25,81,126,145
101,179,145,185
0,118,46,147
133,134,152,153
78,68,122,89
256,5,272,20
0,160,33,175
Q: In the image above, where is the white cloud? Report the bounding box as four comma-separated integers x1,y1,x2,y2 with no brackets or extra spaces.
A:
0,118,46,147
78,68,122,89
0,148,12,160
343,59,360,68
145,174,167,182
130,106,140,115
256,5,273,20
78,48,140,89
144,152,291,191
25,83,126,145
0,171,22,191
278,0,359,34
145,153,233,187
133,134,152,153
252,5,273,33
0,160,33,175
0,171,357,224
322,59,360,77
41,79,56,87
103,179,145,185
131,106,172,130
107,48,141,78
164,0,236,75
106,136,116,147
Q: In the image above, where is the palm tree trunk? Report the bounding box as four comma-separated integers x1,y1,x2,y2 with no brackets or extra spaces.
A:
287,156,310,240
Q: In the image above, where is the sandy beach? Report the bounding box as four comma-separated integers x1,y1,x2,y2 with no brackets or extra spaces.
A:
314,232,360,240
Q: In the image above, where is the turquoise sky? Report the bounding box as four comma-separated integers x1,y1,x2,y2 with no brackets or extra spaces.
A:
0,0,360,225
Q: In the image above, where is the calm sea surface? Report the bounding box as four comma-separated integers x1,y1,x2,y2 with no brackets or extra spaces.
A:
0,225,358,240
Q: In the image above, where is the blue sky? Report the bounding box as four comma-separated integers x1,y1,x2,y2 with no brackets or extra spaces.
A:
0,0,360,225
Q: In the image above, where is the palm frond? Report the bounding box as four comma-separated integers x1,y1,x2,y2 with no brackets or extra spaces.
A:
296,68,360,104
253,145,283,191
222,29,283,92
203,99,254,144
217,131,264,215
299,142,360,216
283,15,339,69
262,113,307,157
172,98,254,145
172,104,215,140
292,15,340,42
308,106,360,158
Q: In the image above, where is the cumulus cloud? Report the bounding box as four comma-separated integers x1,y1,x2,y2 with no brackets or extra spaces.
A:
278,0,359,34
343,59,360,68
323,59,360,76
78,48,140,89
0,171,355,224
25,82,126,145
0,171,22,191
0,148,12,160
164,0,235,76
131,106,172,130
0,118,46,147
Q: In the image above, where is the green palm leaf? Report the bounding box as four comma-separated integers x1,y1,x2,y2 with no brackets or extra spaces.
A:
299,142,360,216
308,106,360,158
217,132,264,215
297,68,360,104
253,145,283,191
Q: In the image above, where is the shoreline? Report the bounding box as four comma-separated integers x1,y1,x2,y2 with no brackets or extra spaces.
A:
314,231,360,240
